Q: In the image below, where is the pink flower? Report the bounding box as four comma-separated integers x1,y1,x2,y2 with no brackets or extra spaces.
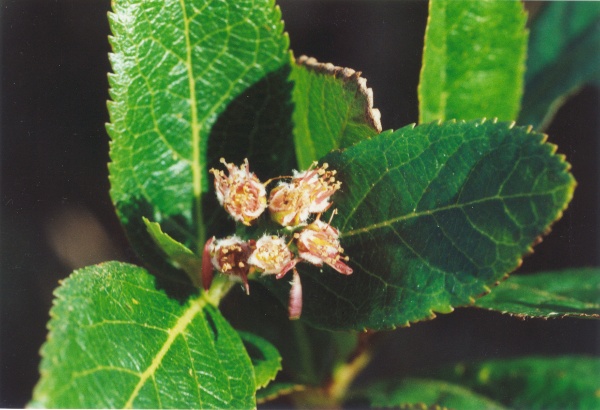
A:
288,270,303,320
268,182,312,227
296,219,353,275
211,158,267,225
268,162,341,227
202,235,255,294
247,235,298,277
292,162,341,213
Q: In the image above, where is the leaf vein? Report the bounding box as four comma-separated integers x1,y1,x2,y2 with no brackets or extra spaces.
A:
123,298,205,408
342,189,566,238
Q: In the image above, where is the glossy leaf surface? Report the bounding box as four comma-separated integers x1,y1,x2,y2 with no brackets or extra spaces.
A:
419,0,527,123
31,262,255,408
359,378,506,410
475,268,600,319
107,0,290,274
519,2,600,129
264,120,575,330
291,55,381,169
429,356,600,410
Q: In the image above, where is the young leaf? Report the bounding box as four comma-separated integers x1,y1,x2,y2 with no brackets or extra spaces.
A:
519,2,600,130
264,120,575,330
419,0,528,123
357,378,506,410
143,217,202,286
291,55,381,169
238,331,282,389
428,356,600,410
31,262,256,408
474,268,600,319
107,0,290,274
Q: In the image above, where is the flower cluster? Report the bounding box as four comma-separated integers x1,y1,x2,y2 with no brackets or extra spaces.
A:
202,158,352,319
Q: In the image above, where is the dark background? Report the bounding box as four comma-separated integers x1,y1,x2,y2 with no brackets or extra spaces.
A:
1,1,598,407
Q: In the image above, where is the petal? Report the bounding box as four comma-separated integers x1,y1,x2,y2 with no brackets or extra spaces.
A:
288,270,303,320
201,237,215,291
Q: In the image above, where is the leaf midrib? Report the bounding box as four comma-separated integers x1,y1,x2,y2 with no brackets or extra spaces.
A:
123,297,206,408
179,0,205,249
342,188,565,238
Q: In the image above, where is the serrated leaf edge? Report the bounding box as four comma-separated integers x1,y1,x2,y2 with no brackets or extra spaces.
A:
475,307,600,321
341,118,575,331
459,120,576,311
33,262,218,408
473,272,600,320
34,262,137,406
296,55,382,133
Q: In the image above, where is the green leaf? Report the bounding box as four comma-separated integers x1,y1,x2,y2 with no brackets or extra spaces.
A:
474,268,600,319
264,119,575,330
202,60,296,238
256,382,304,405
429,356,600,409
31,262,256,408
519,2,600,130
291,55,381,169
143,217,202,286
419,0,528,123
358,378,506,410
107,0,290,275
238,331,282,389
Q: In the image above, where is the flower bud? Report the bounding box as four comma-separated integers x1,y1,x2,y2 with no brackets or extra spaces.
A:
211,158,267,225
296,220,353,275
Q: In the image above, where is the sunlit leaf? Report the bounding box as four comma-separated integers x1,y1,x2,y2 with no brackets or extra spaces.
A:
30,262,255,408
107,0,290,278
291,55,381,169
419,0,527,123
